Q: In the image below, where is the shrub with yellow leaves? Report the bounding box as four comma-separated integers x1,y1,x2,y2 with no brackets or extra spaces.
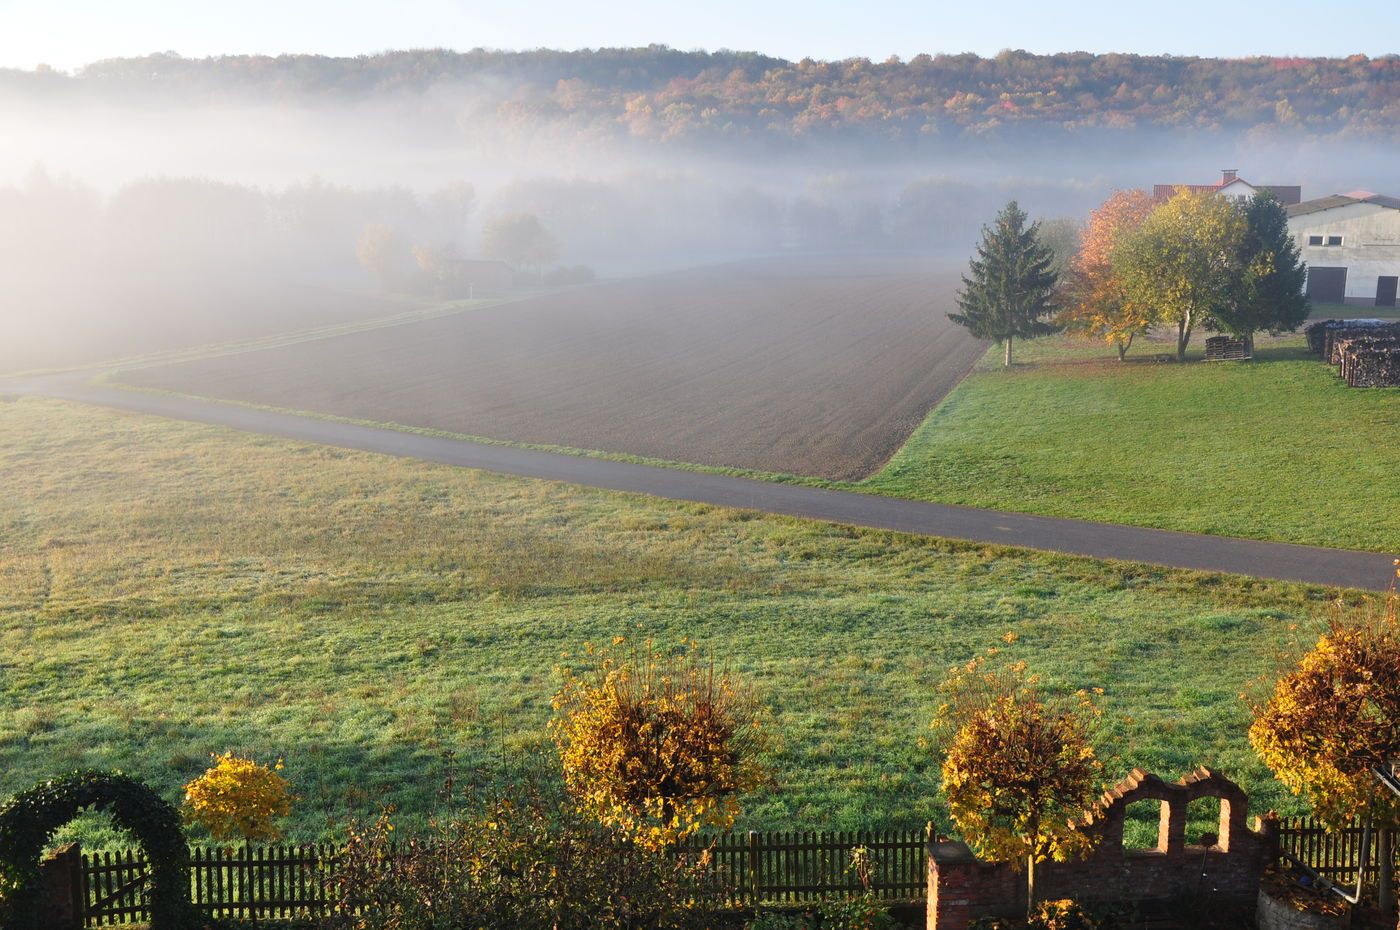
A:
182,752,293,843
550,638,768,851
932,645,1105,919
1248,568,1400,911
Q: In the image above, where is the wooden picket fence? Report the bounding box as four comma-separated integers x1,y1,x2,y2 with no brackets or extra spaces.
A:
76,819,1397,925
1276,815,1400,889
674,828,930,905
81,829,929,924
83,845,339,925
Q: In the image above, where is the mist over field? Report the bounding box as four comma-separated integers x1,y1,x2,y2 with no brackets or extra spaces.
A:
3,48,1398,374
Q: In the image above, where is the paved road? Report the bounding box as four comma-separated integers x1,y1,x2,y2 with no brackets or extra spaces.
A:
13,375,1397,592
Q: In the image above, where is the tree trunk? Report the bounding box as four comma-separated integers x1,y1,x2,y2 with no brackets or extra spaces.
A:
1177,319,1189,362
1004,337,1013,368
1026,854,1037,920
1380,828,1395,917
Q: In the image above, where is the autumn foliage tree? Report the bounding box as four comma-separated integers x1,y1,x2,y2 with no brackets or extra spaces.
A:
1058,189,1156,360
933,643,1104,917
550,639,768,851
1113,188,1246,362
1249,572,1400,914
182,752,293,843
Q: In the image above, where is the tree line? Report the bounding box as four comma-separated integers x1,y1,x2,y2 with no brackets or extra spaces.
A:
6,47,1398,141
951,188,1309,364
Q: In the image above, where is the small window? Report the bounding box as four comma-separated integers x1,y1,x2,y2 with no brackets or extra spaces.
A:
1308,235,1323,246
1326,235,1344,246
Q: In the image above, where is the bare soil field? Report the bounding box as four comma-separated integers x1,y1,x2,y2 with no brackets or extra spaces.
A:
3,279,415,376
118,256,983,479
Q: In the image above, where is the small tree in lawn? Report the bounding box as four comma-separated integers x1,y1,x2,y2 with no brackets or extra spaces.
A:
949,201,1060,367
933,643,1104,918
1058,189,1157,360
550,638,768,851
1114,188,1246,362
183,752,293,843
1214,191,1310,355
1249,569,1400,916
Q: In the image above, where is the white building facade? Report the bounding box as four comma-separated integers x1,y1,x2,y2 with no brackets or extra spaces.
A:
1287,193,1400,308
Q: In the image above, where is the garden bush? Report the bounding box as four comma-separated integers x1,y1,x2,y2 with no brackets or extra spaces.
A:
326,773,721,930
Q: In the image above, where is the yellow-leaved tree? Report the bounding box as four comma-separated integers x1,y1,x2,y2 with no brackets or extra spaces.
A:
1249,569,1400,916
933,643,1105,918
550,638,768,851
183,752,293,844
1113,187,1246,362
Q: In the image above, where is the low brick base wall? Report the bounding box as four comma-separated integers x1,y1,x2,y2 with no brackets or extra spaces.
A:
928,769,1278,930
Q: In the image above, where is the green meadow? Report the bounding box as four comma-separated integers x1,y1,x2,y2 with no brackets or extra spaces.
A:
0,397,1351,847
861,333,1400,552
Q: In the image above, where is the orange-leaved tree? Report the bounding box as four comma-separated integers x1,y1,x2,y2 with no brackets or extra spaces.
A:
1058,189,1157,360
183,752,293,843
550,638,768,851
1249,567,1400,915
933,641,1105,918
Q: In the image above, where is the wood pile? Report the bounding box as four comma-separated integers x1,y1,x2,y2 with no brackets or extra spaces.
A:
1205,336,1250,361
1338,338,1400,387
1324,322,1400,364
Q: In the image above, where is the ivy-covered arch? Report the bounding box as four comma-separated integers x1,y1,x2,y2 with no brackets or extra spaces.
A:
0,770,194,929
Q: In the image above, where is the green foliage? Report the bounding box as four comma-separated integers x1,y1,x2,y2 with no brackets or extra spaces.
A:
1216,193,1310,342
950,201,1060,365
0,771,193,930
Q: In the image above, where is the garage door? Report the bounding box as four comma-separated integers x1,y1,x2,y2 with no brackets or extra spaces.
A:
1377,276,1398,308
1306,266,1347,304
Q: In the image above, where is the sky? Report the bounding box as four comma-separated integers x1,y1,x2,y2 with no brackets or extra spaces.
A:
1,0,1397,71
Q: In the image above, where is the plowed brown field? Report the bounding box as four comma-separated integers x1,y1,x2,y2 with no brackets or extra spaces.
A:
118,256,984,480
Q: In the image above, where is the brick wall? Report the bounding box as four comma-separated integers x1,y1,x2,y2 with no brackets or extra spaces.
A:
928,768,1279,930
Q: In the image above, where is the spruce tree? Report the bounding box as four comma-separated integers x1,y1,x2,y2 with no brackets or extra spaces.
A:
949,201,1060,367
1215,192,1310,354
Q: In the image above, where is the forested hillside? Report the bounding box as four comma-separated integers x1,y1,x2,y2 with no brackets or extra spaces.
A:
5,47,1397,141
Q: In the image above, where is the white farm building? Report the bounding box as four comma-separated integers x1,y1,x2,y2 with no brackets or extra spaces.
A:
1287,192,1400,308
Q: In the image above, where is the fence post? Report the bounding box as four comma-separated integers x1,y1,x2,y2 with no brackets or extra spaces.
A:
748,831,760,906
39,842,84,930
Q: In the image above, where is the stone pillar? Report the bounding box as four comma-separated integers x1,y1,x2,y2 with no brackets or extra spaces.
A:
40,842,84,930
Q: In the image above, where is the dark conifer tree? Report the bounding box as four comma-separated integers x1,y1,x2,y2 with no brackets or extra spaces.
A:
949,201,1060,367
1215,192,1310,354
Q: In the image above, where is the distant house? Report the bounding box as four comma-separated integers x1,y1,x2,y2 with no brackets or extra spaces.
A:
1152,169,1302,205
1287,191,1400,307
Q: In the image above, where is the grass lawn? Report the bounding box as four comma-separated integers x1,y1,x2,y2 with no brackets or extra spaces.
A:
861,332,1400,552
0,397,1357,848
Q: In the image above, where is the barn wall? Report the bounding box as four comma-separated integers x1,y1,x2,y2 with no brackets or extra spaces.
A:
1290,203,1400,304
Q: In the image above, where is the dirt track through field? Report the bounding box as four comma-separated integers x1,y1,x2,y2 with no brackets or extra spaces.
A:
117,257,985,480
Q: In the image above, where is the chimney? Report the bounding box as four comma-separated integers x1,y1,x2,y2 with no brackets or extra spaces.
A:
1222,169,1238,184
